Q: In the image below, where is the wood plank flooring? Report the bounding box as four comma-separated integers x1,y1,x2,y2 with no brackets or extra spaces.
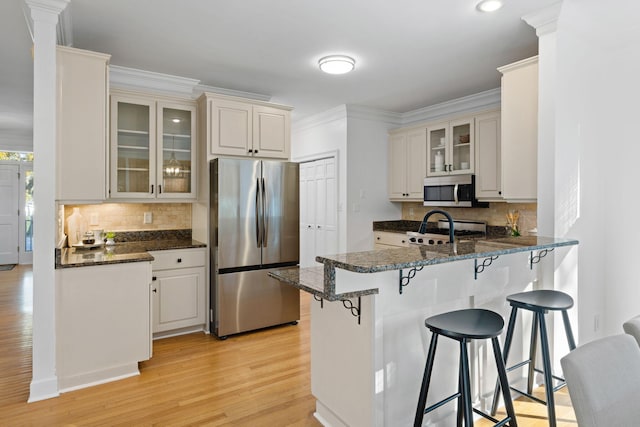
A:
1,265,576,426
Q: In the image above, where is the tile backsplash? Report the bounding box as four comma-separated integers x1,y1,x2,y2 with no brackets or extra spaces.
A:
402,202,537,235
63,203,192,235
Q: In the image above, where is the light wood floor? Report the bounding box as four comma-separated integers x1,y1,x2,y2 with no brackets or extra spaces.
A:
1,265,576,426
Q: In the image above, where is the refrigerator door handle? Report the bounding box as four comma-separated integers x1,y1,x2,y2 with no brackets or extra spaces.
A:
255,178,262,248
262,177,268,247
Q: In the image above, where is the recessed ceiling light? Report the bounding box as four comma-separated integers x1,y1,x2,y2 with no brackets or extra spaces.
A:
318,55,355,75
476,0,503,12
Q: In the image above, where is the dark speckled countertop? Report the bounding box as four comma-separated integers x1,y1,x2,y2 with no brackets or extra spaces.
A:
269,235,578,301
56,232,206,269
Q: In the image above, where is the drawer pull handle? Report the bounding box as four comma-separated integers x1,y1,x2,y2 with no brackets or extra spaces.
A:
177,258,182,263
152,276,156,281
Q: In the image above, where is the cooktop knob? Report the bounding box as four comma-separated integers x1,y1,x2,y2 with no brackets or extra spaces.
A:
417,238,424,243
409,237,416,243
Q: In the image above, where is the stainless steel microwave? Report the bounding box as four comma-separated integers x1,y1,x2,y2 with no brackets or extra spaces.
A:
423,174,487,207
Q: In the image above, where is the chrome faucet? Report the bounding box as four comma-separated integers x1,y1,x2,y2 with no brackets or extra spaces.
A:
418,209,454,244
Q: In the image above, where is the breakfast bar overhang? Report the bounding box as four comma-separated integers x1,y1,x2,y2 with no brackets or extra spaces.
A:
270,236,578,427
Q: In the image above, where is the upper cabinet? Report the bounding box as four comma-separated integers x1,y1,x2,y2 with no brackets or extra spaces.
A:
388,128,426,201
56,46,110,202
110,92,196,200
498,56,538,202
198,93,292,159
474,110,502,200
427,117,474,176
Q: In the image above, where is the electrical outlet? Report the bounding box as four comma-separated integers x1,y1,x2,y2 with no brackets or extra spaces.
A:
89,213,99,226
409,207,414,217
143,212,152,224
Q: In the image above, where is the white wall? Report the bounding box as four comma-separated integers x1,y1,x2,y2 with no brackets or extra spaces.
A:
555,0,640,341
292,106,349,253
346,114,401,251
292,105,403,254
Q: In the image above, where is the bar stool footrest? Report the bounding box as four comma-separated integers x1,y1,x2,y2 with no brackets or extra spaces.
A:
510,386,548,406
423,392,461,415
472,408,514,427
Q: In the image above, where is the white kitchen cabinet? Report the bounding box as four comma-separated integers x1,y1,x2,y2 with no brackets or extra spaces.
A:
56,46,110,202
498,56,538,202
300,158,338,267
56,261,152,391
110,91,196,200
199,93,292,159
427,117,474,176
149,248,206,335
474,110,502,200
373,231,410,250
388,128,426,201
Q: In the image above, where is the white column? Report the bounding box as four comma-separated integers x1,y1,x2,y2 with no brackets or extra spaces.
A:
26,0,69,402
524,2,579,366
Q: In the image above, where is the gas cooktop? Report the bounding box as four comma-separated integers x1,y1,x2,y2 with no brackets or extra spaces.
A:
407,219,486,245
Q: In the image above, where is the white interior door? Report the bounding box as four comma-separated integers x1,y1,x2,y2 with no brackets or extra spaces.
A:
0,164,19,264
299,157,338,267
299,162,316,268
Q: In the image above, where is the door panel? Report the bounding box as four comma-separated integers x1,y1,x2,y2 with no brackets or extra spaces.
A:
214,158,262,269
261,161,299,265
215,268,300,337
0,165,19,264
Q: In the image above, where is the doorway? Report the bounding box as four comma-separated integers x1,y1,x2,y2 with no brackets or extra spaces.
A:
0,164,19,265
299,156,338,268
0,162,33,265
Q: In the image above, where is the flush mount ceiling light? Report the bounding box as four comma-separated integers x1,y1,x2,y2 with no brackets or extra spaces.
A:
476,0,503,12
171,118,181,123
318,55,355,75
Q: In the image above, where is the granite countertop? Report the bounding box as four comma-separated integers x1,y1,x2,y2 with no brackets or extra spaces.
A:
316,236,577,274
56,239,206,269
270,235,578,301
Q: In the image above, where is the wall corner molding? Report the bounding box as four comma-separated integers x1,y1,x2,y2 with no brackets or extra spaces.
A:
522,2,563,36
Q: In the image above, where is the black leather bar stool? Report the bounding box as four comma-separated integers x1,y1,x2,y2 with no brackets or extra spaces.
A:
490,290,576,427
414,309,517,427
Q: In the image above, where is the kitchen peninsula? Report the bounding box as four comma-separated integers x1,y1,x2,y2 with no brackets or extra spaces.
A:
270,235,578,427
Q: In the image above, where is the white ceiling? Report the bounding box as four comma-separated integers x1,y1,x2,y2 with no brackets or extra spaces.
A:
1,0,560,148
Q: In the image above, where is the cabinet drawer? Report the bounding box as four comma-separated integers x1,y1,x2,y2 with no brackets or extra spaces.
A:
373,231,409,248
150,248,206,271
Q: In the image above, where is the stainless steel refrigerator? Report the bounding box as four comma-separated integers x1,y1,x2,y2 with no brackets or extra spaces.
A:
210,158,300,338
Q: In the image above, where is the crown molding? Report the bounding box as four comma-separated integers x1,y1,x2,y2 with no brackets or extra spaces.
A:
522,2,563,37
194,84,271,102
109,65,201,98
292,105,348,134
400,87,501,126
344,105,402,124
498,56,538,74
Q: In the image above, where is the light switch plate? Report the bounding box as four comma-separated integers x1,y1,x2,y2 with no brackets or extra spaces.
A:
89,213,99,226
143,212,152,224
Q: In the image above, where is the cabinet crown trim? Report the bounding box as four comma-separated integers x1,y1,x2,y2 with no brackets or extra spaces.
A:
199,92,293,111
110,65,200,97
497,56,539,74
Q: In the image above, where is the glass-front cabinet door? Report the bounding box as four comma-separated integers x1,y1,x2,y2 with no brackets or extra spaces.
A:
110,95,196,199
426,118,474,176
158,103,196,199
111,96,156,198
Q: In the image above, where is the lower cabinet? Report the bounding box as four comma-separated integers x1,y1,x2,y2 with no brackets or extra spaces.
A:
149,248,206,335
56,261,152,391
373,231,410,250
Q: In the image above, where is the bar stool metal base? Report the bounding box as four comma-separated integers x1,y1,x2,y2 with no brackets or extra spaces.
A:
490,290,576,427
414,309,517,427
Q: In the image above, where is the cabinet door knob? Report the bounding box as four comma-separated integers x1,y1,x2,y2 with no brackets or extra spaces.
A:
254,149,258,154
317,225,321,229
152,288,157,293
177,258,182,263
307,225,312,228
248,149,253,153
152,276,156,281
377,237,380,240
